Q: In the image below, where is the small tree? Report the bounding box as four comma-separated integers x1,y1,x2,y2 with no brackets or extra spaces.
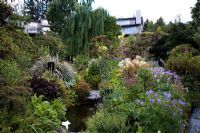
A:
0,2,12,26
191,0,200,28
46,0,77,34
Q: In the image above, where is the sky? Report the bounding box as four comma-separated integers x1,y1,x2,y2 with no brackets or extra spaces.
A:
92,0,197,23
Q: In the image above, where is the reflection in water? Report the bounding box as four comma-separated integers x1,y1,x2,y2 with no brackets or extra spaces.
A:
66,103,97,132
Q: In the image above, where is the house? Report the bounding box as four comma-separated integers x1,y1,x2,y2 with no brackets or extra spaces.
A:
24,19,50,35
116,10,143,35
24,22,41,35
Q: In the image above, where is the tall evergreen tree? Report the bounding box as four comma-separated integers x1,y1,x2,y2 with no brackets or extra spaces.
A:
154,17,165,31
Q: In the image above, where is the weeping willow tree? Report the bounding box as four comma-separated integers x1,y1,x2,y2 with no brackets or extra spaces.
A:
61,0,109,56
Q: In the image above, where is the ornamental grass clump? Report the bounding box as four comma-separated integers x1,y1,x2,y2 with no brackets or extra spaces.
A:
30,55,76,81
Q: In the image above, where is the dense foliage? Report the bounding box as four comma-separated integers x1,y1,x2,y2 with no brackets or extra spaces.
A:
1,0,200,132
86,58,189,133
0,2,12,26
47,0,77,34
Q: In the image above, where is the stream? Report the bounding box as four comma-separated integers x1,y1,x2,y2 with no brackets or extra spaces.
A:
66,90,101,132
66,103,97,132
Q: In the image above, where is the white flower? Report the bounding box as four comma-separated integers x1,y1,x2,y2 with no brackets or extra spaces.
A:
62,120,71,130
157,131,161,133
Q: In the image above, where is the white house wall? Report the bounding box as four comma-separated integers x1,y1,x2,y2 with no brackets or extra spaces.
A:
116,20,136,26
121,26,142,35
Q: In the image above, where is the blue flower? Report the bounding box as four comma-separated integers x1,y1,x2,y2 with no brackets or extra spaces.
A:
196,123,200,129
154,93,158,97
150,98,155,103
146,90,153,96
157,98,161,103
164,92,171,100
178,99,186,106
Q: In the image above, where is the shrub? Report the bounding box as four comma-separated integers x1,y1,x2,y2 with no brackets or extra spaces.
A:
0,59,20,86
118,56,150,71
75,79,91,100
0,27,17,59
36,46,50,58
118,56,150,87
85,59,101,88
74,54,90,71
127,35,136,46
32,34,66,58
89,35,112,58
97,45,108,57
0,86,31,114
87,63,189,132
130,32,168,59
31,78,61,100
56,61,76,81
30,55,76,81
27,95,66,132
0,85,32,132
128,90,188,133
16,51,31,70
86,109,126,133
169,44,199,57
0,2,12,26
166,52,200,108
42,71,76,107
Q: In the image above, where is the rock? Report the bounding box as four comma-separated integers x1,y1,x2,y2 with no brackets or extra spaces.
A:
86,90,101,100
189,108,200,133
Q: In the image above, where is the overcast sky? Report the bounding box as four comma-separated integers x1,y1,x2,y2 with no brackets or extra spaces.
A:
92,0,197,23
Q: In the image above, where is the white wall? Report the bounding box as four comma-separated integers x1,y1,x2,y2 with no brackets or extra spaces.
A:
117,19,136,26
121,25,143,35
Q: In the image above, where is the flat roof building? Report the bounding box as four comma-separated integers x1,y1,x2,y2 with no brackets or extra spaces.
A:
116,10,143,35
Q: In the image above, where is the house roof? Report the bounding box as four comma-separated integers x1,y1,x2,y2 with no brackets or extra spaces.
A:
120,24,141,27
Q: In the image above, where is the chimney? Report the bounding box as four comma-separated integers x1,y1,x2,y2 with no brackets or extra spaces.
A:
136,10,141,24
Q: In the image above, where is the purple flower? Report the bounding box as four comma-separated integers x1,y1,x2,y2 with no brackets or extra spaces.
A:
164,92,171,100
196,123,200,129
154,93,158,97
178,99,186,106
157,98,161,103
178,108,183,113
146,90,154,96
150,98,155,103
172,99,177,106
